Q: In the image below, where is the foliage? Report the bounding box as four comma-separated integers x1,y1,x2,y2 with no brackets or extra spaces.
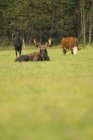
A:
0,0,93,45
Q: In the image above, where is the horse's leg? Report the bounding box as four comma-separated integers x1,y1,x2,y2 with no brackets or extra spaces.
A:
19,50,21,56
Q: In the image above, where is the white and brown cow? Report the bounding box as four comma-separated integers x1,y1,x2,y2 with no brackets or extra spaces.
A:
61,37,80,55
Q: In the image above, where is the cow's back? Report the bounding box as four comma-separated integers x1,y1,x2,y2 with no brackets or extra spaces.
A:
61,37,78,50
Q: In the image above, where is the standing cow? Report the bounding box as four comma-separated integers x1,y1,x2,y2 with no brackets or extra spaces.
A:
13,32,23,57
61,37,80,55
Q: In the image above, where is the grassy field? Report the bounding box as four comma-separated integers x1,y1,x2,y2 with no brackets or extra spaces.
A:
0,46,93,140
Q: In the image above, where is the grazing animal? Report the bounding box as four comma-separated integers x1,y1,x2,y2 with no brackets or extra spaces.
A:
61,37,80,55
13,32,23,57
14,46,50,62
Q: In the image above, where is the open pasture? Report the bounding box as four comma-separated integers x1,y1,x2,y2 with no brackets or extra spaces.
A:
0,46,93,140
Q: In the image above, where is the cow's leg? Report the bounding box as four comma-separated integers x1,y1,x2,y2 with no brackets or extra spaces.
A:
15,50,17,57
19,50,21,56
63,48,66,54
71,49,73,55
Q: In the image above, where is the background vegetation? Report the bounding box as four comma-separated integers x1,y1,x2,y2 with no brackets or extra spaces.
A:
0,0,93,46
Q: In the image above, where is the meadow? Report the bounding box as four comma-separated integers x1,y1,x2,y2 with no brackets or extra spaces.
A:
0,46,93,140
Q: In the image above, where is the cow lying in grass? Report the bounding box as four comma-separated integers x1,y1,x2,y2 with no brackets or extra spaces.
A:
14,46,50,62
61,37,81,55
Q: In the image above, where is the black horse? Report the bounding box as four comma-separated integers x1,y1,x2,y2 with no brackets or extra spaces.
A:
13,32,23,57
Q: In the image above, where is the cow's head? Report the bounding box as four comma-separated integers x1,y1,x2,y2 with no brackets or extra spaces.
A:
39,46,48,60
72,46,78,54
72,46,81,55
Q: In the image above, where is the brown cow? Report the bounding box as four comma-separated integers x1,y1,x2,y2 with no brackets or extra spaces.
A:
61,37,80,55
14,46,50,62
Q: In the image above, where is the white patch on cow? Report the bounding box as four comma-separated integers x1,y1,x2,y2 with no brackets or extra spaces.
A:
73,46,78,54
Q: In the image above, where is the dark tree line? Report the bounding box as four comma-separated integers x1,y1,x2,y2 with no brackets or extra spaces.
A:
0,0,93,46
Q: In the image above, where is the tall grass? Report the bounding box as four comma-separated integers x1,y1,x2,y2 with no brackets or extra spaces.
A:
0,46,93,140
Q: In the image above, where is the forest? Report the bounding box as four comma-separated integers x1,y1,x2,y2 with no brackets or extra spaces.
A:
0,0,93,46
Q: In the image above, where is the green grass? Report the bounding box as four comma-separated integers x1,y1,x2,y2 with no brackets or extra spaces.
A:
0,46,93,140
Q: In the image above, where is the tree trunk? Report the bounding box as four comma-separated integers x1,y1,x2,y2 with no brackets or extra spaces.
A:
89,1,93,44
80,0,86,43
